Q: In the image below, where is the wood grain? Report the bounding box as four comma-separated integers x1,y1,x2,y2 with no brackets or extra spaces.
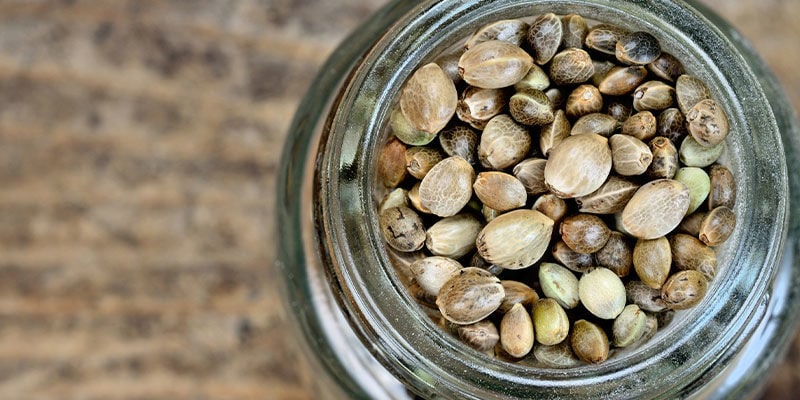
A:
0,0,796,399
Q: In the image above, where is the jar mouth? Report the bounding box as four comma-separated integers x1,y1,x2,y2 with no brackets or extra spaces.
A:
315,0,789,398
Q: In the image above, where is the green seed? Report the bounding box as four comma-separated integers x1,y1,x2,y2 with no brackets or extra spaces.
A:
674,167,710,215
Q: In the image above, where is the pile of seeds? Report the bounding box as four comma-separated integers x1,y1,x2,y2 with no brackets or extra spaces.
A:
376,12,736,366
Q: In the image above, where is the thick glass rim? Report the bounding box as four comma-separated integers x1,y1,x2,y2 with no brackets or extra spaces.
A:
314,0,789,398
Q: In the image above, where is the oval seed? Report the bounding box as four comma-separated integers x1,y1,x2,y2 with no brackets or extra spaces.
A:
527,13,563,65
513,158,548,195
686,99,729,147
473,171,527,212
533,194,568,223
419,156,476,217
379,206,426,252
616,31,661,65
456,86,507,130
533,342,581,368
679,135,724,168
552,240,594,273
621,179,690,239
676,74,711,115
612,304,647,347
378,136,407,187
561,14,588,49
699,206,736,246
408,182,431,214
499,280,539,313
566,84,603,119
390,108,436,146
595,231,633,277
405,146,443,179
570,113,620,137
399,63,458,135
633,237,672,289
545,87,566,110
439,125,479,165
670,233,717,281
549,48,594,86
656,107,687,143
457,320,500,352
571,319,610,364
674,167,710,215
579,268,626,320
661,270,708,310
545,133,612,198
539,110,571,156
514,64,550,92
591,59,616,87
465,19,529,49
576,176,639,214
539,262,580,309
560,213,611,254
500,303,535,357
606,99,633,122
510,88,555,126
459,40,534,89
679,211,707,237
610,134,653,176
478,114,531,170
647,52,685,82
708,164,736,209
425,213,483,258
621,110,657,141
647,136,679,179
598,66,648,96
437,267,505,324
410,256,462,297
626,280,667,312
633,80,675,111
476,209,554,270
533,298,570,345
585,24,628,55
434,50,463,84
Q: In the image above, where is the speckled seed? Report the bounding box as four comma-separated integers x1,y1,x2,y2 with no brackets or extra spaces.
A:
679,135,724,168
533,194,569,223
610,134,653,176
410,256,462,297
533,342,581,368
459,40,534,89
478,114,532,170
616,31,661,65
670,233,717,281
405,146,443,179
676,74,711,115
633,81,675,111
637,312,659,344
686,99,730,147
544,133,612,198
499,280,539,313
456,87,508,130
539,110,571,157
579,268,626,319
545,87,566,109
606,100,633,122
437,267,505,324
527,13,563,65
439,125,479,165
560,214,611,254
595,231,633,277
552,240,594,273
425,214,483,259
561,14,588,49
434,51,464,84
647,52,685,82
591,59,617,87
390,108,436,146
510,88,555,126
470,253,504,276
679,211,707,237
656,108,687,143
465,19,529,49
570,113,620,137
699,206,736,246
571,319,609,364
513,158,548,195
621,179,690,239
379,136,407,187
533,298,570,345
400,63,458,135
576,176,639,214
625,280,667,312
514,64,550,92
419,156,475,217
633,237,672,289
379,206,426,252
566,84,603,119
500,303,535,357
457,320,500,352
647,137,679,179
473,171,527,212
612,304,647,347
407,182,431,214
708,164,736,209
549,48,595,86
661,270,708,310
585,24,628,55
621,110,657,141
476,209,554,270
598,66,648,96
539,262,580,309
674,167,710,215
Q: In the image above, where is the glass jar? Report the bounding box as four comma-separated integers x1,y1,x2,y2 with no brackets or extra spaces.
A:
277,0,800,398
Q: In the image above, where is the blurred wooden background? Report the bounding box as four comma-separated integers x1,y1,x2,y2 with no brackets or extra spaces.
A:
0,0,796,398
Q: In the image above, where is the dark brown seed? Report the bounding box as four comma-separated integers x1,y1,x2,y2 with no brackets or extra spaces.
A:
561,14,588,49
533,194,569,224
598,66,648,96
378,136,407,188
606,99,633,122
545,87,566,110
549,48,595,86
571,113,620,137
566,84,603,119
679,211,707,237
465,19,529,49
647,137,679,179
560,214,611,254
625,280,667,312
439,125,479,165
621,110,657,141
708,164,736,209
540,109,571,157
585,24,629,55
633,81,675,111
647,52,685,82
571,319,609,364
699,206,736,246
379,206,426,252
616,31,661,65
591,59,617,87
595,231,633,277
470,253,504,276
670,233,717,281
528,13,563,65
656,108,687,143
513,158,549,195
576,175,639,215
661,270,708,310
510,88,555,126
456,86,508,130
500,280,540,313
552,240,594,273
686,99,730,147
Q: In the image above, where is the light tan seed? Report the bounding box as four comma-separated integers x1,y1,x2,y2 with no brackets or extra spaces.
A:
661,270,708,310
571,319,610,364
676,74,711,115
533,298,570,345
419,156,476,217
478,114,531,170
699,206,736,246
527,13,563,65
405,146,443,179
379,206,426,252
514,64,550,92
708,164,736,209
539,109,571,156
473,171,527,212
633,80,675,111
390,108,436,146
549,48,594,86
459,40,534,89
621,110,657,141
410,256,463,297
633,237,672,289
576,176,639,214
610,134,653,176
513,158,548,195
621,179,690,239
544,133,612,198
437,267,505,324
425,213,483,258
510,88,555,126
566,84,603,118
465,19,529,49
500,303,535,357
579,268,626,319
378,188,409,214
686,99,730,147
539,262,580,309
570,113,620,137
533,342,581,368
399,63,458,135
476,209,554,270
456,86,508,130
612,304,647,347
670,233,717,281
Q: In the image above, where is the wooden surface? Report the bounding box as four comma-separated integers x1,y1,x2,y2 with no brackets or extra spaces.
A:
0,0,796,399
